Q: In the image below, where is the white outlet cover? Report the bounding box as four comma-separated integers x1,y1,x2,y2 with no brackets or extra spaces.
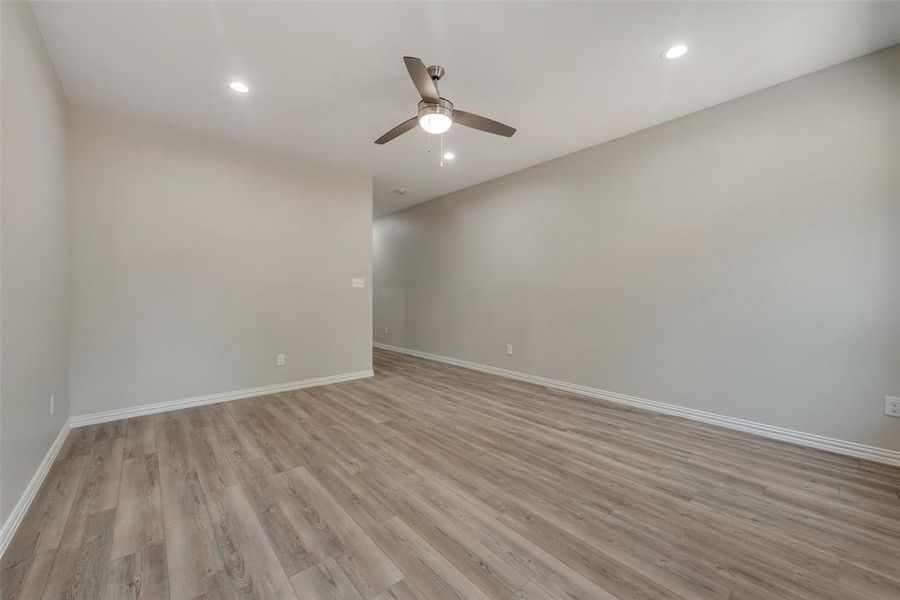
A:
506,344,513,355
352,278,365,288
276,353,286,366
886,396,900,418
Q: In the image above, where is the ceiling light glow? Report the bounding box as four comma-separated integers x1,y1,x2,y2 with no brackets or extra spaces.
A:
663,44,688,60
419,113,452,135
443,152,455,160
229,81,250,94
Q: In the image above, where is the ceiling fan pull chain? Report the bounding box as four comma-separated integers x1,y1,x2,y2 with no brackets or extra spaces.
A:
440,134,444,167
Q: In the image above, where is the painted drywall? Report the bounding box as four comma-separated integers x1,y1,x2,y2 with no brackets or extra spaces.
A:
1,2,70,523
374,46,900,451
68,107,372,415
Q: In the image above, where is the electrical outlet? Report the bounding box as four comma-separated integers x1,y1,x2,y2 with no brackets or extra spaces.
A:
276,353,286,367
384,326,389,335
506,344,513,356
352,278,365,288
50,395,55,415
886,396,900,418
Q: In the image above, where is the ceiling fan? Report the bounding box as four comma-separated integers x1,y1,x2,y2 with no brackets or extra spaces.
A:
374,56,517,145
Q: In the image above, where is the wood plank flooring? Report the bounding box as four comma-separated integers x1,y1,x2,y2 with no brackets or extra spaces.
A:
3,347,900,599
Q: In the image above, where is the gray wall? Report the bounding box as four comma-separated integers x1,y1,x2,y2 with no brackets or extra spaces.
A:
69,107,373,416
374,46,900,451
1,2,70,522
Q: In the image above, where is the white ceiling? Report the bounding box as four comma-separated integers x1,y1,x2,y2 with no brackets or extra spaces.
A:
32,2,900,216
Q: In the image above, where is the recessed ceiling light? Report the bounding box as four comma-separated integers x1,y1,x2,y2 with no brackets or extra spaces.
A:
663,44,689,60
443,152,455,160
229,81,250,94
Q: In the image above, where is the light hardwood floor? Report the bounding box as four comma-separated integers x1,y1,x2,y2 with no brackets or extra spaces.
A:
3,347,900,599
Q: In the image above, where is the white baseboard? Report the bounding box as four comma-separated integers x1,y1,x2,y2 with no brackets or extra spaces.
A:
374,342,900,467
0,420,71,559
69,369,375,428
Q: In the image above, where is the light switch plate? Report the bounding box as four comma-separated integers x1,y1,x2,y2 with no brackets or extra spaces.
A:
352,278,365,288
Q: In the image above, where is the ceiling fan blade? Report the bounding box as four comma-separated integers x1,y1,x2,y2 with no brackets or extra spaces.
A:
403,56,440,104
374,116,418,145
453,110,516,137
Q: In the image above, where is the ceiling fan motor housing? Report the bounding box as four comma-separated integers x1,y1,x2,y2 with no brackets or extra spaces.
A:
418,98,454,121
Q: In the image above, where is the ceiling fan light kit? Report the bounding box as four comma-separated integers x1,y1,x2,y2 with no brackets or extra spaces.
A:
375,56,517,145
418,99,454,134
